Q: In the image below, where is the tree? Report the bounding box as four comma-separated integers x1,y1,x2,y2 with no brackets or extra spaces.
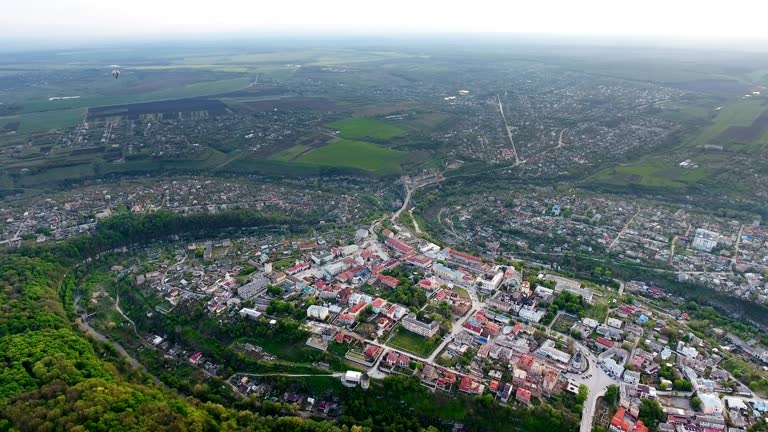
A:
577,385,589,404
267,285,283,296
673,379,693,391
690,395,702,412
638,399,665,431
604,385,619,407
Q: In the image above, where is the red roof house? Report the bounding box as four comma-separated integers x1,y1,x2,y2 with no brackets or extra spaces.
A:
516,388,532,405
610,408,630,432
596,337,614,349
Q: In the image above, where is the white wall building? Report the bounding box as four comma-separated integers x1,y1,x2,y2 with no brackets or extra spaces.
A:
307,305,330,321
477,271,504,292
699,393,724,415
623,370,641,385
402,314,439,338
518,306,545,323
692,228,719,252
342,370,362,387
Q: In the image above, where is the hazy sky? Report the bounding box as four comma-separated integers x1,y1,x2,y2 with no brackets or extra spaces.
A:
3,0,768,41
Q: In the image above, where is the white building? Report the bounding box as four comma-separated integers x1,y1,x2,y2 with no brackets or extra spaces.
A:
402,314,439,338
477,271,504,292
307,305,330,321
518,306,545,323
582,318,599,329
355,229,369,242
602,357,625,378
607,317,624,329
699,393,724,415
692,228,719,252
534,286,554,298
537,339,571,364
239,308,262,319
342,245,359,256
623,370,641,385
238,276,269,299
434,263,466,283
679,345,698,359
342,370,362,387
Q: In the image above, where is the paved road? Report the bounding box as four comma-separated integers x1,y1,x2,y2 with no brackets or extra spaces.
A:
231,372,343,379
569,345,616,432
732,224,744,271
497,94,521,165
608,210,640,251
556,128,568,149
390,175,444,225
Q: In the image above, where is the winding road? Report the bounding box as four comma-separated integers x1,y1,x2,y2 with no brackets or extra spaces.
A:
77,315,142,370
556,128,568,149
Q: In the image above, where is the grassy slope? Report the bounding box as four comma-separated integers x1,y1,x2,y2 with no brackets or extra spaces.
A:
686,99,767,148
590,99,768,189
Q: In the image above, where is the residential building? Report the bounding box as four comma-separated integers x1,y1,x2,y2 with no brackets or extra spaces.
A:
342,371,362,387
239,308,262,319
607,317,624,329
692,228,719,252
623,370,641,385
610,407,630,432
477,270,504,292
307,305,330,321
519,305,545,323
446,248,484,269
402,313,439,338
237,276,269,299
516,388,532,405
699,393,724,415
385,237,413,255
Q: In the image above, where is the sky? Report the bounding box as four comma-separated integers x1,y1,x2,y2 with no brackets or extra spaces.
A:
3,0,768,42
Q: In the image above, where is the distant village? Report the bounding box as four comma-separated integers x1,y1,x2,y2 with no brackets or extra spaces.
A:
426,185,768,304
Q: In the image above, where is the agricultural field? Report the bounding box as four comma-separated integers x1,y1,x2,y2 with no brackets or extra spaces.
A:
238,97,339,112
1,107,87,136
277,139,406,175
87,98,230,120
327,118,405,141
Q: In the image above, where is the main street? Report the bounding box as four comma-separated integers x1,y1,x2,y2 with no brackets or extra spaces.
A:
571,344,615,432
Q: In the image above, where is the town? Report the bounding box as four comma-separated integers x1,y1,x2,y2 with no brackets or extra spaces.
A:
80,186,768,432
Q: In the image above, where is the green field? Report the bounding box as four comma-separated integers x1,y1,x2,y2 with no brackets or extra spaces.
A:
327,118,405,140
387,325,441,357
590,159,713,189
687,99,767,148
284,139,405,174
1,107,87,135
